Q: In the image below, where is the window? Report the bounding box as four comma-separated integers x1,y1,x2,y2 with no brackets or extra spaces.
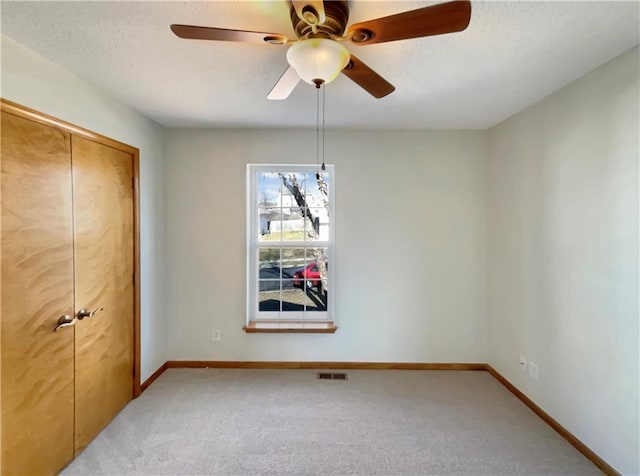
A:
246,165,335,332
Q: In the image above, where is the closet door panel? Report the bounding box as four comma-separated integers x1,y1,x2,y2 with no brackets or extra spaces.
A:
0,111,75,475
72,136,134,454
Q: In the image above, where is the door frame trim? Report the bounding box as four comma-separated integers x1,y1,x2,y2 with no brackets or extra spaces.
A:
1,98,142,398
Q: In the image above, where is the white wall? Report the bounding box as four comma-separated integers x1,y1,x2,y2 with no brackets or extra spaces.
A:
487,47,639,475
1,36,167,381
165,128,488,363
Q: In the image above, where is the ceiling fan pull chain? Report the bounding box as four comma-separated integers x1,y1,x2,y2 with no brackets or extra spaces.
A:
316,85,320,175
321,83,326,172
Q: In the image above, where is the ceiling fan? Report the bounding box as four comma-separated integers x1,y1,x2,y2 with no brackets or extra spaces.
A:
170,0,471,100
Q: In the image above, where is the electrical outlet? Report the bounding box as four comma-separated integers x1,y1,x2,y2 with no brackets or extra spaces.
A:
212,329,221,342
519,355,528,373
529,361,539,381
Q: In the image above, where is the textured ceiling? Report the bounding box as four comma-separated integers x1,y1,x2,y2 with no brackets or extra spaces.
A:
1,1,638,129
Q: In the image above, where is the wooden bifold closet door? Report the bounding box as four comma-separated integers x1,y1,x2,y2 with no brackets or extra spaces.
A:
72,136,135,454
1,110,76,476
1,103,139,476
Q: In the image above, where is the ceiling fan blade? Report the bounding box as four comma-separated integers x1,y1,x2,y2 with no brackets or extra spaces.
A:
341,55,395,98
347,0,471,46
291,1,326,27
170,24,289,45
267,67,301,100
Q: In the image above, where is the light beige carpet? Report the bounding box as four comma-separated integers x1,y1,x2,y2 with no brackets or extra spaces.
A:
62,369,600,475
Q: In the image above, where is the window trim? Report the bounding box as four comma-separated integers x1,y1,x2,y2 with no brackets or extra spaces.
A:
246,164,335,330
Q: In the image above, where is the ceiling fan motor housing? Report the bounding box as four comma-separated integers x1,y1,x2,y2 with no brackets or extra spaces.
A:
290,0,349,39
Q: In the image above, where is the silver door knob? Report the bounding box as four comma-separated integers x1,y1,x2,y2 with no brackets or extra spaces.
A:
54,315,76,332
77,307,104,320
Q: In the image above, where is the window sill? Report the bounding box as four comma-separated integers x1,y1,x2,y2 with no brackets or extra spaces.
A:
243,321,337,334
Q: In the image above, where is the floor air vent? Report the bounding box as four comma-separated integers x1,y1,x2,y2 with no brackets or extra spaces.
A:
317,372,348,380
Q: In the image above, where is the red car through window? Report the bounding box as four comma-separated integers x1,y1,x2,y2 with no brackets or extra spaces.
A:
293,262,321,288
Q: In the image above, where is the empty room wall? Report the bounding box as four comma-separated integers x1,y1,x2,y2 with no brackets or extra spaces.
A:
0,36,168,381
487,46,639,475
165,129,488,363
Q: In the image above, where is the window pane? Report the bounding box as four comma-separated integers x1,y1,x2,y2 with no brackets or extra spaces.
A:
259,248,281,279
304,282,327,312
305,208,328,241
279,172,303,211
281,173,303,240
258,207,281,242
259,280,280,292
296,173,307,197
306,248,328,281
281,248,305,279
258,281,281,311
281,280,305,312
281,207,305,241
257,173,281,208
279,173,305,218
304,172,329,207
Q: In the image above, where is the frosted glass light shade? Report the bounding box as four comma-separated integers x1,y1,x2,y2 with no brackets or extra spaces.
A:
286,39,350,85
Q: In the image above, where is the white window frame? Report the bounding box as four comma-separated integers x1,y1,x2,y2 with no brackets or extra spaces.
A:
246,164,335,325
